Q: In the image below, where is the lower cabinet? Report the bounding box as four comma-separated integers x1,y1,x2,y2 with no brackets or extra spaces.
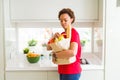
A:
48,72,59,80
80,70,104,80
6,70,103,80
6,71,48,80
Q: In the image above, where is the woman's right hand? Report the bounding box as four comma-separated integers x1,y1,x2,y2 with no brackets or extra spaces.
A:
53,32,61,39
47,32,60,50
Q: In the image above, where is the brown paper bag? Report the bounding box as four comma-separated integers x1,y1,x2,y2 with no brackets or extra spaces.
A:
49,25,76,65
54,56,76,65
50,38,76,65
49,38,70,52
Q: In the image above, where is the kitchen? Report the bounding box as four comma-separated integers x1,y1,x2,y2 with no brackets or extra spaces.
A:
0,0,120,80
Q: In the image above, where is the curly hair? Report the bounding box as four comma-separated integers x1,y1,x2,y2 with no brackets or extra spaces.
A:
58,8,75,24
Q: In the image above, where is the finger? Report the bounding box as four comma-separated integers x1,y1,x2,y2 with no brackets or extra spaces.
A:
55,33,60,38
52,58,56,63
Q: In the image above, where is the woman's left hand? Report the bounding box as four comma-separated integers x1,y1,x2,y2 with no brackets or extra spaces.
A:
52,57,56,63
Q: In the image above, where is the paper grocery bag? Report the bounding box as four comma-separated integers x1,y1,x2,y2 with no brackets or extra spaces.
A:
49,25,76,65
50,24,71,52
49,38,70,52
54,56,76,65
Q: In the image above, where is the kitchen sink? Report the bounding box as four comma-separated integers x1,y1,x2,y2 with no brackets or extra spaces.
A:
80,58,90,65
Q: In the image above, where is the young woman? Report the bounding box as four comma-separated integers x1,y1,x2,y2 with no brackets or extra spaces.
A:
47,8,82,80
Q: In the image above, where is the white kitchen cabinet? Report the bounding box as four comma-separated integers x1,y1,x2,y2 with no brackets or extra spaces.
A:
6,71,58,80
80,70,104,80
6,70,103,80
6,71,47,80
47,70,104,80
10,0,98,22
47,71,59,80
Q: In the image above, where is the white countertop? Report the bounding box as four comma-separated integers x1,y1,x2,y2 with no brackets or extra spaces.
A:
6,53,104,71
6,58,104,71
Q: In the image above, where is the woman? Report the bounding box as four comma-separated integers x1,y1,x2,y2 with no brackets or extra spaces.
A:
47,8,82,80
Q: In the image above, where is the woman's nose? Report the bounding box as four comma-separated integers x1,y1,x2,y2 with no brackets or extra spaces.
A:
61,21,66,25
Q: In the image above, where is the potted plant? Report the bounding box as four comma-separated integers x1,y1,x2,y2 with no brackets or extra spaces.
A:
28,39,37,46
80,39,87,47
28,39,38,53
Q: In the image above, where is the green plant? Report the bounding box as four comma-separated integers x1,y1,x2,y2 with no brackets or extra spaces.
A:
28,39,37,46
81,40,87,47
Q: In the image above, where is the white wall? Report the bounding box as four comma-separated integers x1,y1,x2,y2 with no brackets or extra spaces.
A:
105,0,120,80
0,0,5,80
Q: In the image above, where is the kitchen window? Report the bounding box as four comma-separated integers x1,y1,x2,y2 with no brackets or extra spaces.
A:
5,26,103,61
17,27,94,53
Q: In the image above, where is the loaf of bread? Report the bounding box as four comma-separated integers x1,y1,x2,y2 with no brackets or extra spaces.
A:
66,24,71,38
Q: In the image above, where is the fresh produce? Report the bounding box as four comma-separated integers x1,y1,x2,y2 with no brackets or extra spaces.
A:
26,52,40,57
26,52,40,63
48,38,55,44
28,39,37,46
23,48,29,54
48,34,65,44
66,25,71,38
54,35,65,42
58,35,65,41
48,25,71,44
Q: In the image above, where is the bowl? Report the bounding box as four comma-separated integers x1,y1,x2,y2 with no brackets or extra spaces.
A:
26,53,40,63
26,56,40,63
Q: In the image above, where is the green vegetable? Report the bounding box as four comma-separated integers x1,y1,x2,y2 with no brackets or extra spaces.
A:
23,48,29,54
28,39,37,46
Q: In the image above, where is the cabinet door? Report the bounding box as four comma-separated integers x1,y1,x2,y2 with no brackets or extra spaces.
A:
6,71,47,80
80,70,104,80
10,0,98,21
47,71,59,80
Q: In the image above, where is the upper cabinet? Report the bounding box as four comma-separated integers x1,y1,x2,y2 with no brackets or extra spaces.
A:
10,0,99,22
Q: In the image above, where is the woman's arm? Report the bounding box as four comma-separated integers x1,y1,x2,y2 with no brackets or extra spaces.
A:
55,42,78,59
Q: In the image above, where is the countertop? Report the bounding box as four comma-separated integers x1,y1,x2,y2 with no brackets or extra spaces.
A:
6,56,104,71
6,64,104,71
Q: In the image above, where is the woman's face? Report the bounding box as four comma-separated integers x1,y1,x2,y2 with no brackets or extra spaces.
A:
59,13,73,30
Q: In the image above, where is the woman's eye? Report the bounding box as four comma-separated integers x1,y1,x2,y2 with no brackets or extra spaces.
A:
60,20,68,23
65,20,67,22
65,20,68,22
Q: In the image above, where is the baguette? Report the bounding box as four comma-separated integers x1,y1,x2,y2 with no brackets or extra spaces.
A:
66,25,71,38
